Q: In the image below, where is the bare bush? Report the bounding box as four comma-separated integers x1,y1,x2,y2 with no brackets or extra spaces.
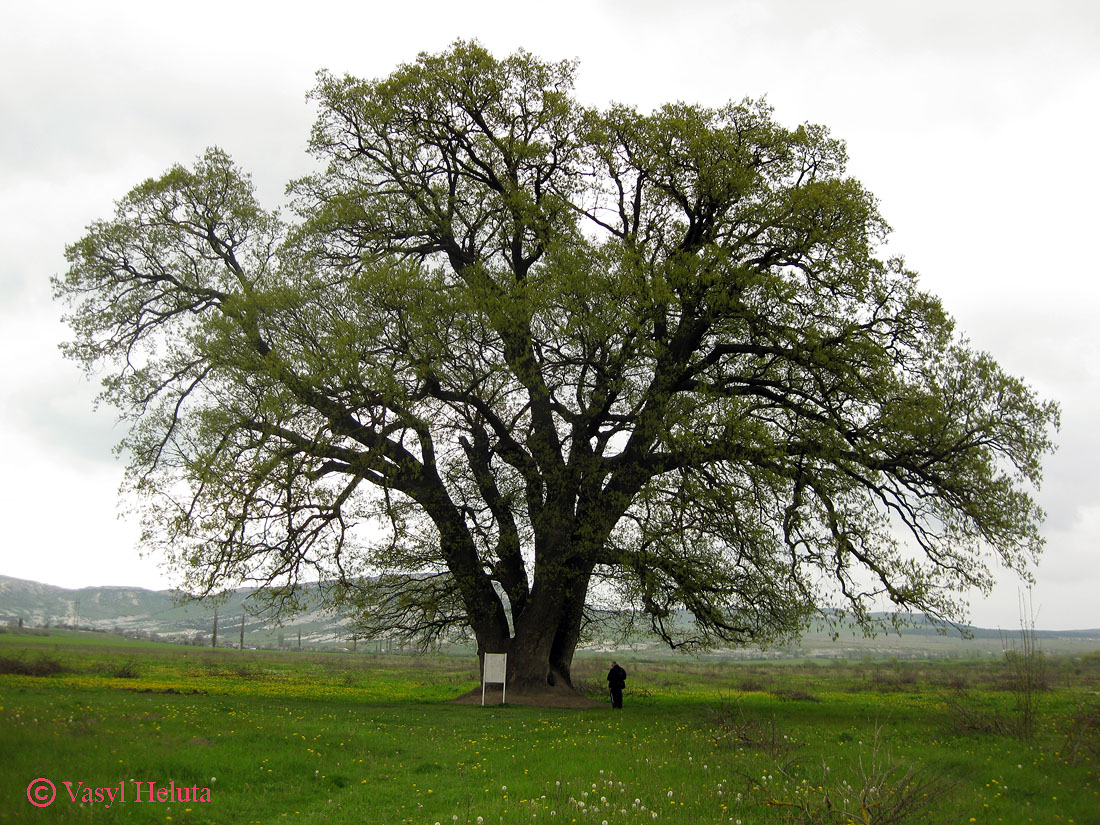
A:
101,657,141,678
771,687,821,702
943,687,1012,736
764,727,953,824
704,693,798,760
1061,703,1100,766
0,651,69,676
1001,591,1049,742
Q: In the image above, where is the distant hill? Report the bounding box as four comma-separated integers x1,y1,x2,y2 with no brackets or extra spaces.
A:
0,574,350,649
2,574,1098,658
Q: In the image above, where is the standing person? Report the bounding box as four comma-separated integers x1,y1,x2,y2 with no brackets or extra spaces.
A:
607,660,627,709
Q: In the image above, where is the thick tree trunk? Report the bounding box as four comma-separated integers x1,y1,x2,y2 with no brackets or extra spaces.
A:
464,492,608,703
548,569,591,688
506,578,569,692
475,564,592,700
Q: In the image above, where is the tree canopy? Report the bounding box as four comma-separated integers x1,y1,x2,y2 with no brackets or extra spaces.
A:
56,41,1058,694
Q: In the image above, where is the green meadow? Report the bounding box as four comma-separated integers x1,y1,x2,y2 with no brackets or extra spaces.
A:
2,629,1098,824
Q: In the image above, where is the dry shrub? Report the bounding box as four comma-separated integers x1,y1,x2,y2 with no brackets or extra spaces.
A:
942,687,1012,736
765,727,953,825
936,671,969,692
869,669,917,692
737,676,768,692
1062,703,1100,766
704,693,797,760
771,687,821,702
0,651,69,676
101,657,141,678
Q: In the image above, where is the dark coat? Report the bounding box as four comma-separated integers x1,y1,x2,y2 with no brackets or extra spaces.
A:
607,664,627,690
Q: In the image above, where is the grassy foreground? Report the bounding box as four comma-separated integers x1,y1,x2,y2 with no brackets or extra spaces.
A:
1,629,1098,824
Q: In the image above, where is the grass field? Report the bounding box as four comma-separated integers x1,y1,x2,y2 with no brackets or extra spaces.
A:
2,629,1099,824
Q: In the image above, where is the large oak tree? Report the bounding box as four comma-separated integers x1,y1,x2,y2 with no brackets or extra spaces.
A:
56,42,1057,697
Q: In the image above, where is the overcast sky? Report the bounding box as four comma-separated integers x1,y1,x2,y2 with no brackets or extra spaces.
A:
2,0,1097,630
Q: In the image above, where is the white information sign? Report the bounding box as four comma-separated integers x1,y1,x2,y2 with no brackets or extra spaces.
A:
481,653,507,706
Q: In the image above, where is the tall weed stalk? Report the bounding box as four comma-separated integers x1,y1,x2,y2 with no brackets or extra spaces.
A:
1002,590,1047,742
